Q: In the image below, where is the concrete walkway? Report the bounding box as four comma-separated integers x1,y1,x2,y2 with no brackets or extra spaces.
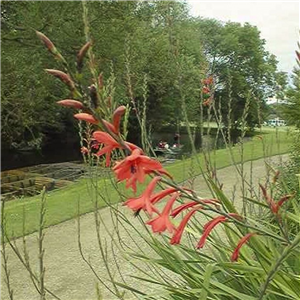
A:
1,154,288,300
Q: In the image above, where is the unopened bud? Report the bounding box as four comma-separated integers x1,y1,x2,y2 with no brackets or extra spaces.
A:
46,69,75,91
77,41,91,72
57,99,84,109
36,31,63,60
112,106,126,133
89,84,99,109
98,73,104,90
74,113,99,124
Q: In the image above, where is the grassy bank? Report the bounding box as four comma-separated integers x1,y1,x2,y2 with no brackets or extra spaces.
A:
3,129,293,239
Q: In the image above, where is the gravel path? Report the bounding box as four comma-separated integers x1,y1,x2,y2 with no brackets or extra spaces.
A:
1,154,288,300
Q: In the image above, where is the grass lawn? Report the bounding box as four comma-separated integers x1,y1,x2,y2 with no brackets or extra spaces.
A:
3,129,294,239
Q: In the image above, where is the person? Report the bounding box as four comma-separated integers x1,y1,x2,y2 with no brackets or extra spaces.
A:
173,133,180,148
164,142,169,150
158,140,164,149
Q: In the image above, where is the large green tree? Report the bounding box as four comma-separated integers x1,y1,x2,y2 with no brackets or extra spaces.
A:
195,19,278,132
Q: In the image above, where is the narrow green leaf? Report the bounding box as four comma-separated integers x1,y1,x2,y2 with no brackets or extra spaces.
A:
220,262,265,274
112,281,146,296
199,263,215,299
208,178,238,213
211,279,257,300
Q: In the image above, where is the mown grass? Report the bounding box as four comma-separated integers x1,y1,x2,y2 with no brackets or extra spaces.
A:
3,129,293,239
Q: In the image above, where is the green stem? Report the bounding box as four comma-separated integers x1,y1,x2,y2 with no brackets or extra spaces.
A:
258,232,300,300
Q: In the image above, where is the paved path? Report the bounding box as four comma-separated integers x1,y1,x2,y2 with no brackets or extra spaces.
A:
1,154,288,300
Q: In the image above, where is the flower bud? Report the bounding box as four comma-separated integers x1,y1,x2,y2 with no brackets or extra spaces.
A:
77,41,91,71
98,73,104,90
89,84,99,109
57,99,84,109
113,106,126,133
74,113,98,124
36,31,63,60
46,69,75,91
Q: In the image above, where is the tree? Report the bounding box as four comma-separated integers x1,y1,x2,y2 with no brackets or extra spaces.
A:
195,19,278,132
281,68,300,127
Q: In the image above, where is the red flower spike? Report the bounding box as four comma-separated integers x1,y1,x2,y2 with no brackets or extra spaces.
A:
231,233,257,262
170,197,219,218
113,149,165,193
57,99,84,109
74,113,99,125
146,193,179,233
171,201,201,218
259,184,293,214
151,188,178,205
123,176,161,215
277,194,295,211
197,215,228,249
170,208,200,245
93,131,121,167
113,106,126,133
45,69,75,91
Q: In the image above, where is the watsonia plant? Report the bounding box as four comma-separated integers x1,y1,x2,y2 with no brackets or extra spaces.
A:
35,28,300,299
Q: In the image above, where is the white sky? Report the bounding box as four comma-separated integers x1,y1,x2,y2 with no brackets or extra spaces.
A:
186,1,300,75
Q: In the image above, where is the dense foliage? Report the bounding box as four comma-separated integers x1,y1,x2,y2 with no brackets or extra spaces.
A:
1,1,283,150
281,68,300,127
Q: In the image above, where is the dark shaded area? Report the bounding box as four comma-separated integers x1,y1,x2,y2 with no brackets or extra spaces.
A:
2,140,82,171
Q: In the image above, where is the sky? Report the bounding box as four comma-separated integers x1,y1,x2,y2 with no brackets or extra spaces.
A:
186,1,299,75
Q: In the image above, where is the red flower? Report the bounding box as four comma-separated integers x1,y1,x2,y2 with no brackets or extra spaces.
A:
170,208,200,245
74,113,99,125
231,232,257,262
57,99,84,109
113,149,165,193
146,193,179,233
170,199,219,218
203,76,213,85
151,187,178,205
171,201,201,218
202,86,210,94
259,184,294,214
123,176,161,215
203,97,212,106
197,215,228,249
93,131,121,167
93,131,140,167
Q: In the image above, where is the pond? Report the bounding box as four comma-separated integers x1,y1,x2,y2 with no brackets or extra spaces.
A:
2,143,82,171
